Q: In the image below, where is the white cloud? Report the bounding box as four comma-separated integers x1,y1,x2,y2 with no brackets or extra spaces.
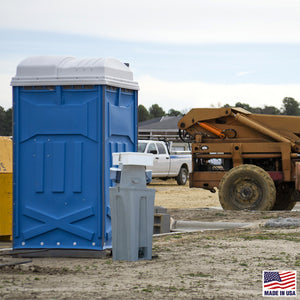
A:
0,58,24,109
236,71,255,77
1,0,300,43
2,73,299,112
0,74,13,109
138,76,300,112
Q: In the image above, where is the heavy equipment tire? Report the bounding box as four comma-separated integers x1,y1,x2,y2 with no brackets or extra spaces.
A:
219,164,276,211
176,166,188,185
272,183,296,211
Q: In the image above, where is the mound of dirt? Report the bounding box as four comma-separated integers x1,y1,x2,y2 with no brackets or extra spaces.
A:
150,179,220,209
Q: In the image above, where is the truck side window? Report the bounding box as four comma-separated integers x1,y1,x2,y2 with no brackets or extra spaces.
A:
138,142,147,153
147,143,157,154
157,143,166,154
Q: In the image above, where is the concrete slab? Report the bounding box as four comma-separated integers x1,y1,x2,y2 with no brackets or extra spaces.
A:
7,249,111,258
292,203,300,211
172,220,252,232
264,217,300,228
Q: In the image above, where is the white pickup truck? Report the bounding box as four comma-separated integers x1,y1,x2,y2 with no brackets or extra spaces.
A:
138,140,192,185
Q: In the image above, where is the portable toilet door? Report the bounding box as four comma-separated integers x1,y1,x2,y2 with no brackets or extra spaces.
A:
11,56,139,251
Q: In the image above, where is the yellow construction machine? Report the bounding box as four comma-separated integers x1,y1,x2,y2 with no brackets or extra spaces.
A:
178,107,300,210
0,136,13,240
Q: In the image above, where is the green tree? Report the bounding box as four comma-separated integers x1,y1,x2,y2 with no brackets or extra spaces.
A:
0,106,6,135
138,105,150,122
250,107,263,114
281,97,300,116
149,104,165,119
224,103,281,115
167,108,182,116
5,108,13,136
261,106,280,115
0,107,13,136
234,102,281,114
235,102,254,112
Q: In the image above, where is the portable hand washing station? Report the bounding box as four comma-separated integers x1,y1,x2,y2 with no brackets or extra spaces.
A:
109,152,155,261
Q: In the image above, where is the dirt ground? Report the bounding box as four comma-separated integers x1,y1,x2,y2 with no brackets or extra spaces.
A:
1,179,300,299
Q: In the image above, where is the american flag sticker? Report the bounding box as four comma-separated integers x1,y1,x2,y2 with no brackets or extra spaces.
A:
263,271,297,297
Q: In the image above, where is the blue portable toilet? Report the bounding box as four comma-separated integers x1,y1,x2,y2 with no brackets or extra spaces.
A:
11,56,139,251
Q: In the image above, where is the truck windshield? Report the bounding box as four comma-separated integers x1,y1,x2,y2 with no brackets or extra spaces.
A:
138,142,147,153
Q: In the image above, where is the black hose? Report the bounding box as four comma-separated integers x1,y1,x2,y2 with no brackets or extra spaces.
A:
178,129,192,143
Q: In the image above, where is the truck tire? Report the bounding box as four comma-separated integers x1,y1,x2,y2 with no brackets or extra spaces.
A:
219,164,276,211
272,183,296,211
176,166,188,185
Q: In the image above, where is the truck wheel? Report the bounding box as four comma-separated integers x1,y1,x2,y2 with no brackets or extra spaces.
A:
219,164,276,210
176,167,188,185
272,183,296,211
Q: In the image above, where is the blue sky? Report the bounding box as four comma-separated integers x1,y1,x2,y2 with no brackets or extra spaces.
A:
1,1,300,111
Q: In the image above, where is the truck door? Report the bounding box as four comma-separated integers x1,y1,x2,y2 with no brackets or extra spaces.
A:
146,142,159,175
148,142,170,176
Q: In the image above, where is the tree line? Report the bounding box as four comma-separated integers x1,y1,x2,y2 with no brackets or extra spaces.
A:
0,97,299,135
138,97,300,122
0,107,12,136
138,104,182,122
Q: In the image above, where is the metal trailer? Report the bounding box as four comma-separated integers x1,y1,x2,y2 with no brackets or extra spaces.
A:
178,107,300,211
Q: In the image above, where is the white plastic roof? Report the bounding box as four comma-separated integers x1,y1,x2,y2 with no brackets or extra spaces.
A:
11,56,139,90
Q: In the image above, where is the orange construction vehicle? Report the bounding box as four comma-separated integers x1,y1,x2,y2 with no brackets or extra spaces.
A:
178,107,300,211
